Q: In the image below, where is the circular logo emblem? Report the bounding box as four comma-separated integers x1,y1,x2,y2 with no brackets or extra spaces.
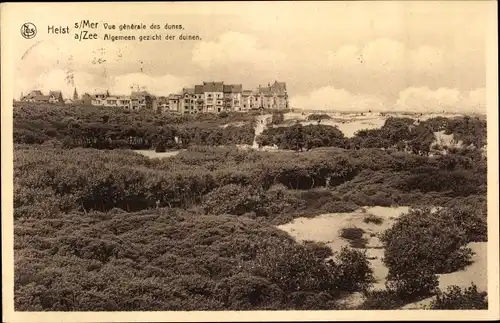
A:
21,23,37,39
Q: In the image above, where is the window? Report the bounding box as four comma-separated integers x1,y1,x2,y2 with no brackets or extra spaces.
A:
208,94,212,98
184,99,189,103
243,104,246,108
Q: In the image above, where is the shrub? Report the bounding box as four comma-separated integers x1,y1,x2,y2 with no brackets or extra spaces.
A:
339,227,364,240
307,114,331,121
363,213,383,225
202,184,264,216
339,227,367,249
155,142,166,153
381,208,475,276
385,270,440,301
329,247,374,292
303,241,333,260
359,290,405,309
430,284,488,309
218,111,229,118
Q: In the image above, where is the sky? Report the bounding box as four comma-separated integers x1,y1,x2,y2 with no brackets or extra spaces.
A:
7,1,495,113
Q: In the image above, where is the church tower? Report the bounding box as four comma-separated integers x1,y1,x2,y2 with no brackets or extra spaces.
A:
73,88,79,100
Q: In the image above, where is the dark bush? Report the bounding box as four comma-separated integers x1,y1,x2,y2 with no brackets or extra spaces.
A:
385,270,440,301
381,208,476,276
430,284,488,309
363,213,383,225
359,290,405,309
303,241,333,260
339,227,364,240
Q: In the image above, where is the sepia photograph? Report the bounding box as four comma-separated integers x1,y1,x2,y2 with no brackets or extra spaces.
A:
1,1,499,322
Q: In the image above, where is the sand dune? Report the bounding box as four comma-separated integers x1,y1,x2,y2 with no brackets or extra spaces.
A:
277,206,487,309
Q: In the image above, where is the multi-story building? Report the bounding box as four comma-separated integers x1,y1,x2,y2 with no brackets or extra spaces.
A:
223,84,243,111
131,91,157,111
202,81,224,113
157,96,169,113
91,92,109,106
257,81,288,110
89,90,157,111
180,87,196,114
168,94,181,112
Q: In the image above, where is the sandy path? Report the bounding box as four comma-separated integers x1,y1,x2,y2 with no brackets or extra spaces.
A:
252,114,272,149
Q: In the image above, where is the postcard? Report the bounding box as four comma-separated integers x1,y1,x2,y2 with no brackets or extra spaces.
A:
1,1,499,322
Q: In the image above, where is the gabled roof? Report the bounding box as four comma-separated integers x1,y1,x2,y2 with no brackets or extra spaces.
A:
24,90,44,99
223,84,242,93
194,85,204,94
202,81,224,92
258,81,287,95
92,93,108,99
49,90,62,97
182,88,195,95
242,90,255,96
131,91,152,98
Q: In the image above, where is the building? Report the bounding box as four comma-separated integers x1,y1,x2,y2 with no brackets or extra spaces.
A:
168,94,181,112
256,81,288,110
48,91,64,103
201,81,224,113
21,89,65,103
156,96,169,113
74,93,92,105
180,87,196,114
131,91,157,111
89,90,157,111
223,84,243,111
91,92,109,106
21,90,44,102
165,80,288,114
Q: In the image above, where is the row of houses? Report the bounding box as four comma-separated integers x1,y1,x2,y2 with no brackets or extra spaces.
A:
158,81,289,114
90,91,157,111
21,89,93,105
21,90,65,104
20,80,289,114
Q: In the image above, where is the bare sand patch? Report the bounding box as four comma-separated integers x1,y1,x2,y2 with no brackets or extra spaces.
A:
134,149,183,159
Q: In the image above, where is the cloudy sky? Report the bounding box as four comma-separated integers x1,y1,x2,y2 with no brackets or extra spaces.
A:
7,1,494,112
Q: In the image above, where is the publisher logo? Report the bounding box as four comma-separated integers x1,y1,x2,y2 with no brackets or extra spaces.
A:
21,23,37,39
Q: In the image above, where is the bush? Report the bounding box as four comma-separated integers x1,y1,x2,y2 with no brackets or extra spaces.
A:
385,270,439,301
155,142,166,153
303,241,333,260
359,290,405,309
307,114,331,121
329,247,374,292
339,227,364,240
430,284,488,309
381,208,475,276
363,213,383,225
202,184,264,216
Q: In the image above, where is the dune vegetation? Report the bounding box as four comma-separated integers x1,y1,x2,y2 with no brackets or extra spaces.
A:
13,103,488,310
